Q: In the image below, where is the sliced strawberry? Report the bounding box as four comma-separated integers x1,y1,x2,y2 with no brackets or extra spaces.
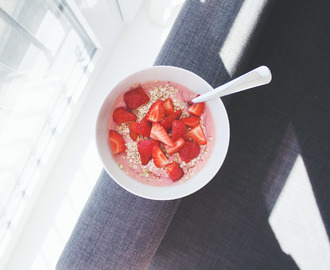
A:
172,120,187,142
189,125,207,145
165,162,184,181
180,116,200,128
159,109,182,132
187,102,204,116
109,130,126,154
137,140,160,165
129,121,139,141
152,145,169,168
165,138,185,155
183,133,190,140
145,100,165,122
150,122,174,146
124,87,150,110
113,107,137,124
136,117,152,138
163,98,174,116
179,140,200,163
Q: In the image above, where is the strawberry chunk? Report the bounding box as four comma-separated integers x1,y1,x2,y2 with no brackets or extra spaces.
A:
163,98,174,116
113,107,137,124
165,162,184,181
152,145,169,168
136,117,152,138
189,125,207,145
129,122,139,141
183,133,190,140
150,122,174,146
180,116,200,128
165,138,185,155
159,109,182,132
137,140,160,165
109,130,126,154
187,102,204,116
179,140,200,163
124,87,150,110
172,120,187,142
145,100,165,122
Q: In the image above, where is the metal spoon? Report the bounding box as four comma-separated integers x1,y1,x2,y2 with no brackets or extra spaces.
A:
192,66,272,103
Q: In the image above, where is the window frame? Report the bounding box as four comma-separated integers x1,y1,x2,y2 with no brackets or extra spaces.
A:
0,0,124,268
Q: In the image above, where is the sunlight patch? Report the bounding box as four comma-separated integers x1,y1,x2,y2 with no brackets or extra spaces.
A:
269,155,330,269
219,0,267,76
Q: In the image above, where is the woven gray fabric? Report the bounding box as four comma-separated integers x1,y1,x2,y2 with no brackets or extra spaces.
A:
148,0,330,269
155,0,274,107
56,170,180,270
57,0,272,269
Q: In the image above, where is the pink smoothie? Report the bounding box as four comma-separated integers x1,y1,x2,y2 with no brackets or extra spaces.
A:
107,80,215,186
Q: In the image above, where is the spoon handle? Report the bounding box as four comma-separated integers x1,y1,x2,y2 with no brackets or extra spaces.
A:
192,66,272,103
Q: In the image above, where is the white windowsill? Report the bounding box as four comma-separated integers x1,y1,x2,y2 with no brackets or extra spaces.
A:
2,0,184,269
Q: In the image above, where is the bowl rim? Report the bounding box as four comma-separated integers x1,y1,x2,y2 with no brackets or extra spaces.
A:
95,65,230,200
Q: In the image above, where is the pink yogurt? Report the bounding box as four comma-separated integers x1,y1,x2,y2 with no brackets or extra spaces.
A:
107,80,215,186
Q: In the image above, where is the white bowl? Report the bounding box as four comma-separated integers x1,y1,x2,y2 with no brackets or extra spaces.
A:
96,66,230,200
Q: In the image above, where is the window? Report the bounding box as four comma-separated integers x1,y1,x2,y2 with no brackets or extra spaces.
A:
0,0,122,260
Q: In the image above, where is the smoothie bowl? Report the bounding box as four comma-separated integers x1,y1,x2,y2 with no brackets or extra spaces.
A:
96,66,230,200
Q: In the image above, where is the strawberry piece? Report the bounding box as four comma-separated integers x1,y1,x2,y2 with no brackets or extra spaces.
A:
179,140,200,163
109,130,126,154
124,87,150,110
163,98,174,116
180,116,200,128
183,133,190,140
152,145,169,168
189,125,207,145
187,102,204,116
150,122,174,146
129,122,139,141
113,107,137,124
136,117,152,138
137,140,160,165
165,138,185,155
159,109,182,132
172,120,187,142
145,100,165,122
165,162,184,181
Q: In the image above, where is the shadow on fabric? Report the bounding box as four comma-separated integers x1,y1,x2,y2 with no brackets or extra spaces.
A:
151,0,330,269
